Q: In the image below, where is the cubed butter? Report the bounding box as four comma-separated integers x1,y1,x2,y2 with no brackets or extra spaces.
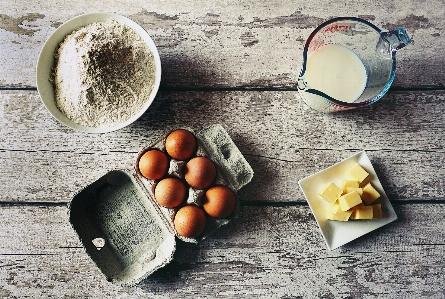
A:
327,211,343,221
372,204,382,218
328,200,339,214
319,182,343,203
345,187,363,195
328,201,353,221
351,204,373,220
338,191,362,211
347,163,369,183
361,183,380,205
341,180,359,193
321,162,385,222
350,204,361,220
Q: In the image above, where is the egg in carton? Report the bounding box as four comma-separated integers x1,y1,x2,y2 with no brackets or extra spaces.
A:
136,124,252,243
69,124,253,285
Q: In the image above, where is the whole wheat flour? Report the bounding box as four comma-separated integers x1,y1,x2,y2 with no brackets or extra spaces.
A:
51,20,156,128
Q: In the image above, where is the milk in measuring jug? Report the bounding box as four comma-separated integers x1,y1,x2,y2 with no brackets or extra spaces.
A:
305,44,367,103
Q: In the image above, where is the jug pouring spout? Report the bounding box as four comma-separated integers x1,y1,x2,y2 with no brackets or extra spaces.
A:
377,27,413,56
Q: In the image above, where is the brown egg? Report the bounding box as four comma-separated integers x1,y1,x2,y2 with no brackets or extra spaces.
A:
173,205,207,238
184,156,216,189
165,129,197,160
203,186,236,218
138,149,169,180
154,177,187,208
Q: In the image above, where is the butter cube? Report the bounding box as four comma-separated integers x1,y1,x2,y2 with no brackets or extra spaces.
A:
346,187,363,195
372,204,382,218
351,204,373,220
319,182,342,203
338,191,362,211
327,211,343,221
361,183,380,205
328,201,339,214
350,204,361,219
328,201,353,221
341,180,359,193
347,163,369,183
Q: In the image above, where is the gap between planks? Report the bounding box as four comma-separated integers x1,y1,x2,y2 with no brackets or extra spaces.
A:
1,200,445,207
3,86,445,92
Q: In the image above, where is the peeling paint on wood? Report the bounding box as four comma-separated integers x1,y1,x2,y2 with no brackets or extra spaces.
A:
1,1,445,297
1,90,444,203
0,2,444,88
0,205,444,297
0,13,45,36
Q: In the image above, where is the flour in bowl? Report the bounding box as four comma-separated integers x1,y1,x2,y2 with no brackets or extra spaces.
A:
51,20,156,128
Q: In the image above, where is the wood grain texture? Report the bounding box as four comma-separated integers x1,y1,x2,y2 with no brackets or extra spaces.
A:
0,0,442,88
0,204,444,298
1,149,444,203
1,90,444,202
4,90,445,153
2,1,445,297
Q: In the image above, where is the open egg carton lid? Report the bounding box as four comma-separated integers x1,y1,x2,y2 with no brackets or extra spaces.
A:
68,124,253,286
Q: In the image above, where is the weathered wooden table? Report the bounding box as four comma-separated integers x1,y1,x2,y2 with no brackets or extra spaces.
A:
1,1,445,298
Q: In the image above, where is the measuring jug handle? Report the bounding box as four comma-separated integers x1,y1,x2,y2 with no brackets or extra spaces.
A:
377,26,413,56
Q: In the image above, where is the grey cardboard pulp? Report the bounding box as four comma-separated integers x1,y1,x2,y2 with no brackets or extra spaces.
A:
69,124,254,285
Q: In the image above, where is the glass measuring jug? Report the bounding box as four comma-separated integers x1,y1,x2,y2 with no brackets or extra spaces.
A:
297,17,412,112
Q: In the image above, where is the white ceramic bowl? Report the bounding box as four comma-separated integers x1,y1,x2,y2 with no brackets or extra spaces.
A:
298,151,397,250
36,13,161,133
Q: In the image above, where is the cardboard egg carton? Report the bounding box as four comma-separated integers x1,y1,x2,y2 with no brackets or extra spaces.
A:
69,124,254,285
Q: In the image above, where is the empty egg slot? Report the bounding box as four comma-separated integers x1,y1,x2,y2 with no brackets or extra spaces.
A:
220,143,232,160
69,124,254,285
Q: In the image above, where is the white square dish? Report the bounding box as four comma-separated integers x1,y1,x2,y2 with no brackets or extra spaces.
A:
298,151,397,250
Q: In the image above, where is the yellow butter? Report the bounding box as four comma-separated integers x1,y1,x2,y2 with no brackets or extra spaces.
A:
361,183,380,205
345,187,363,195
328,201,353,221
341,180,359,193
347,163,369,183
351,204,373,220
321,162,384,222
372,204,382,218
350,204,361,219
327,211,344,221
338,191,362,211
328,200,339,214
319,182,342,203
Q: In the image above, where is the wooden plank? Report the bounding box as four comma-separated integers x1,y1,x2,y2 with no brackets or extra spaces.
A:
0,204,444,298
0,0,442,88
1,90,444,202
1,148,444,203
3,90,445,153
